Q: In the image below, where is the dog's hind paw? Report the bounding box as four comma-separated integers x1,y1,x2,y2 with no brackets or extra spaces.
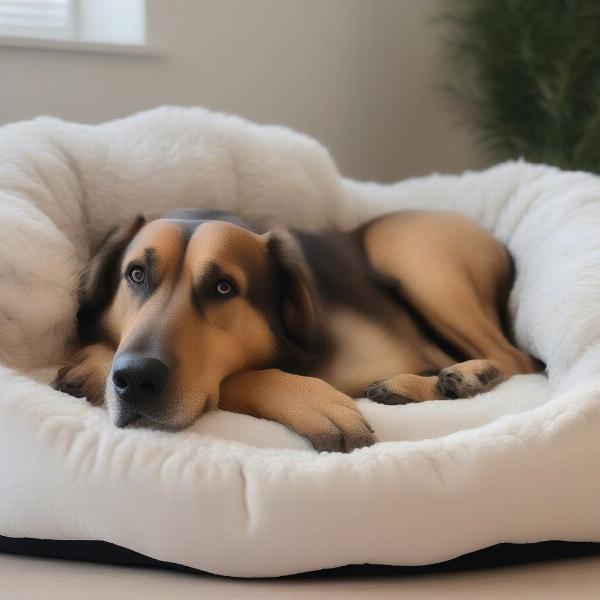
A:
437,361,501,399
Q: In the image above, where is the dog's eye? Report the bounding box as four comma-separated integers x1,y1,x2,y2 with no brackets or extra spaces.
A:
129,266,145,284
215,279,235,297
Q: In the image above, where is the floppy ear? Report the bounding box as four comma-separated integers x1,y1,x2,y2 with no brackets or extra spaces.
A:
264,229,321,356
77,215,146,342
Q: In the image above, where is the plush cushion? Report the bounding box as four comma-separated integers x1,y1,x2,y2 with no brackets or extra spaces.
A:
1,107,600,577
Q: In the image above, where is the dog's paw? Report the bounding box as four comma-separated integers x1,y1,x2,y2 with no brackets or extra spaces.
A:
53,363,87,398
364,381,414,405
298,393,378,453
53,362,105,406
438,361,500,399
52,344,113,406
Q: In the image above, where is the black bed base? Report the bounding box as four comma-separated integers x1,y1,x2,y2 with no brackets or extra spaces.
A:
1,535,599,579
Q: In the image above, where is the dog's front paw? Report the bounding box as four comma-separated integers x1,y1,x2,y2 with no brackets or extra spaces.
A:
298,392,378,453
364,381,414,405
54,362,86,398
53,362,105,406
364,373,441,404
53,344,114,406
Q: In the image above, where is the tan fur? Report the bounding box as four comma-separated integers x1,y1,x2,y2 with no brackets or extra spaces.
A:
363,212,537,372
366,373,442,404
361,211,538,404
316,308,453,396
220,369,377,452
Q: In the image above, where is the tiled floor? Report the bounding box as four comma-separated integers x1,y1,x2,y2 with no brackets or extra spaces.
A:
2,554,600,599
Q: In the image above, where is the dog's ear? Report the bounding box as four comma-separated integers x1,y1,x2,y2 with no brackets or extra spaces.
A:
264,229,320,356
77,215,146,341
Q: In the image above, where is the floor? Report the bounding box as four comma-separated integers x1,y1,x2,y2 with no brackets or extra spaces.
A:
3,554,600,599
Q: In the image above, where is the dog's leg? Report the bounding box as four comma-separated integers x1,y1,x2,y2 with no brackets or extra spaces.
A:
362,211,540,404
53,343,115,406
365,373,441,404
220,369,378,452
365,359,504,404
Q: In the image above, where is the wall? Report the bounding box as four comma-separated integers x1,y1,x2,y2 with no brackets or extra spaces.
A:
0,0,485,182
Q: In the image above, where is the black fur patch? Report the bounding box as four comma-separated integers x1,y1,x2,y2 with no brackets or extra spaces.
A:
77,215,146,342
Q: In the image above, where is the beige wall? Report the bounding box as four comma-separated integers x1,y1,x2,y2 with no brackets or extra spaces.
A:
0,0,484,182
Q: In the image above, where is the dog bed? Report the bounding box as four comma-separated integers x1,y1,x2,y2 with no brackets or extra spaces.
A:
1,107,600,578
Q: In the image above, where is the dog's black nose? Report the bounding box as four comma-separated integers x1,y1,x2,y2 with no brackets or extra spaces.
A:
112,354,170,406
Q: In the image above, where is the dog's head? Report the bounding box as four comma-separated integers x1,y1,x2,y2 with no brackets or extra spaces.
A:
77,210,320,429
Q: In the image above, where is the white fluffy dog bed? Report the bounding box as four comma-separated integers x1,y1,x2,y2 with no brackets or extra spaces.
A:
1,107,600,577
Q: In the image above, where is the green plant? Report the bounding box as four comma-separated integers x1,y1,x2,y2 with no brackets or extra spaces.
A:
441,0,600,172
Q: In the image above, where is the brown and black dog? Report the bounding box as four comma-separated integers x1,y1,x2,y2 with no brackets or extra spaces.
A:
54,209,540,452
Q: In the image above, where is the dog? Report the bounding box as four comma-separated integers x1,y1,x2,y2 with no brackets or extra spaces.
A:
54,208,540,452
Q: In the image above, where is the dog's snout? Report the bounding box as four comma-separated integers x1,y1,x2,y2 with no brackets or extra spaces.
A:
112,353,170,406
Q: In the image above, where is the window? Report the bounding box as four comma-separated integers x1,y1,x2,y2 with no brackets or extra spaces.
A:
0,0,145,47
0,0,75,39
